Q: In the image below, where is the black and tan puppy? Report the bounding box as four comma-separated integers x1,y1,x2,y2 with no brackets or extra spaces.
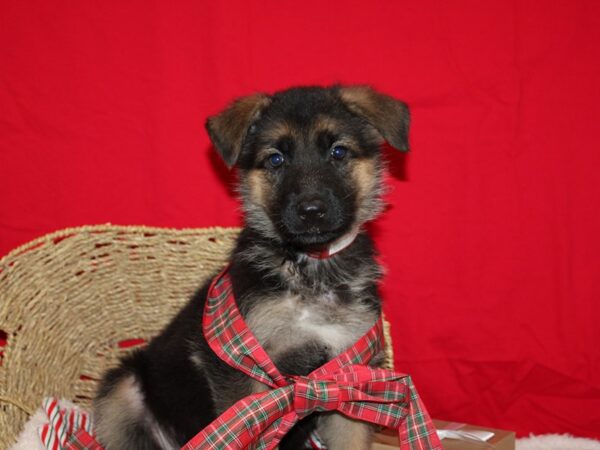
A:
94,86,410,449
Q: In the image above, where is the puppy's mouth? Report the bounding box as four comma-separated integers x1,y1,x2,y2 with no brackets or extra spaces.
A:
283,225,350,249
274,193,356,250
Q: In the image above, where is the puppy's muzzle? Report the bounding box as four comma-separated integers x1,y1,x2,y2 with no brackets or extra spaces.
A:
288,192,335,231
280,189,346,242
297,196,327,222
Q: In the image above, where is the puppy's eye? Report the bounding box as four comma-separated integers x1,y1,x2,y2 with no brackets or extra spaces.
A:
268,153,284,168
330,145,348,160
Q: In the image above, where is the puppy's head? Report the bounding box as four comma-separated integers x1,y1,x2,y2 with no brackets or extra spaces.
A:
206,86,410,250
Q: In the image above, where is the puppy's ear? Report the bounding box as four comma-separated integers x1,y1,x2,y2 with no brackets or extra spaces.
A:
205,93,271,168
338,86,410,152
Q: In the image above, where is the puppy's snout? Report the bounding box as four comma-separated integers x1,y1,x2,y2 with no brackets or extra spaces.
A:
297,198,327,221
280,188,345,241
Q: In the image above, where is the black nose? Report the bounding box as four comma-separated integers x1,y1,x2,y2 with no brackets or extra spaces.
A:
297,198,327,221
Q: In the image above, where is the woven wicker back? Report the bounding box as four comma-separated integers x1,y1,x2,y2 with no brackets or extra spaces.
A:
0,225,393,448
0,226,237,448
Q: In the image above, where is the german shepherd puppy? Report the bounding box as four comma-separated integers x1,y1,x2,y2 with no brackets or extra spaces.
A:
94,85,410,450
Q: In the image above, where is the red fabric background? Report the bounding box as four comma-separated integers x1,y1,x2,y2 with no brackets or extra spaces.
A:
1,0,599,439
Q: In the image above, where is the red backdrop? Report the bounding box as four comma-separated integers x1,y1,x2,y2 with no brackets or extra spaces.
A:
1,0,599,439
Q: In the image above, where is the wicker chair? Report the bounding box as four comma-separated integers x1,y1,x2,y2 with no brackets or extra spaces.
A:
0,225,393,448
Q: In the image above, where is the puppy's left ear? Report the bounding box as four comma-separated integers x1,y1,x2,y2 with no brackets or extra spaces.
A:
338,86,410,152
205,93,271,168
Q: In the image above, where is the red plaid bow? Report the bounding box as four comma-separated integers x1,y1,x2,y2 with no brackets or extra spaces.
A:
183,269,442,450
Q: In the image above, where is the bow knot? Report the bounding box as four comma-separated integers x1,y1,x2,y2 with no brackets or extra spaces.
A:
292,377,341,418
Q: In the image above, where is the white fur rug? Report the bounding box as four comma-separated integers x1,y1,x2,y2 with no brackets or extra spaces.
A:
517,434,600,450
10,404,56,450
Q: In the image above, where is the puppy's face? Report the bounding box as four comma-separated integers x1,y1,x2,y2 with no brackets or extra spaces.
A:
206,86,410,249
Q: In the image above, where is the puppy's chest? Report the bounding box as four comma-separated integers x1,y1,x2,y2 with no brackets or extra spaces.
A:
244,290,376,366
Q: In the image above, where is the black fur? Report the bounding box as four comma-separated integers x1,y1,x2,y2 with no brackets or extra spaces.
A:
94,85,410,450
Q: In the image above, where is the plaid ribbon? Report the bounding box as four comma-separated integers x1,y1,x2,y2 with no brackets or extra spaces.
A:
183,268,442,450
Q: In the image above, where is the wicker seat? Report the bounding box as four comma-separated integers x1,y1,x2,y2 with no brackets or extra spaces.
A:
0,225,393,448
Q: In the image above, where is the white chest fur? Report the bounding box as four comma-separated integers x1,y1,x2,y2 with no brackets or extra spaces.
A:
244,291,377,359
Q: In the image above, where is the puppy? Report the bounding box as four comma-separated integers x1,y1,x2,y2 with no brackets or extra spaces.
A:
93,85,410,450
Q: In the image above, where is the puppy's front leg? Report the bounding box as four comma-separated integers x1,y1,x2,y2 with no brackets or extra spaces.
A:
317,413,374,450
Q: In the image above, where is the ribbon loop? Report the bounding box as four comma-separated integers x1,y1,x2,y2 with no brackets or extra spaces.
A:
293,377,340,418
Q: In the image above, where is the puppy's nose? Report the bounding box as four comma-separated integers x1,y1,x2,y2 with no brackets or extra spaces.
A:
297,198,327,221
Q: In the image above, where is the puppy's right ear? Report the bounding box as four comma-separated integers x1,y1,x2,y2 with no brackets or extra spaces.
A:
205,94,271,168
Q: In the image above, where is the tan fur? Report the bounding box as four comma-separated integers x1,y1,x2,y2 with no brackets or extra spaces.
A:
240,168,281,242
351,158,384,225
94,376,177,450
259,120,296,144
317,413,374,450
246,169,269,208
339,87,382,119
94,375,143,449
251,379,270,394
310,115,343,136
311,115,364,153
352,159,377,204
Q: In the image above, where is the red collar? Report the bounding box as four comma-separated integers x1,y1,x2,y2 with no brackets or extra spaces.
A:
305,228,359,259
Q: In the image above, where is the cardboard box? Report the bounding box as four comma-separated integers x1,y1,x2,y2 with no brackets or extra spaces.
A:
372,419,515,450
